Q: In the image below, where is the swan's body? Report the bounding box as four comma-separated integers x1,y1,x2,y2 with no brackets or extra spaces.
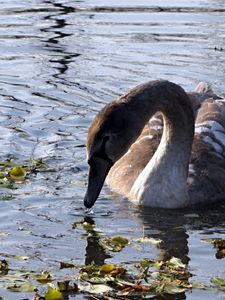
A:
84,80,225,209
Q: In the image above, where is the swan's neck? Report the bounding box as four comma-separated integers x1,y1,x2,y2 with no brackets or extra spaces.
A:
129,86,194,208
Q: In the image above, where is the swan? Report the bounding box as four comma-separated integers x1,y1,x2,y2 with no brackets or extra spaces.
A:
84,80,225,209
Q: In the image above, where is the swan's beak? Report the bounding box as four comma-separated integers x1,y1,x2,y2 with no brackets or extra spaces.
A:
84,156,112,208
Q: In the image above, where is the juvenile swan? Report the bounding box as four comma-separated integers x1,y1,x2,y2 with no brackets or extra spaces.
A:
84,80,225,208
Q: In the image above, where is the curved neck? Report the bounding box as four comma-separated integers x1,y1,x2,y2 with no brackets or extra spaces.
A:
127,81,195,208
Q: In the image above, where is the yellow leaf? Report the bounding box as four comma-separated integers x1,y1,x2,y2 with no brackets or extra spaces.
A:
9,166,26,181
34,271,54,284
100,264,116,273
111,236,129,246
45,289,64,300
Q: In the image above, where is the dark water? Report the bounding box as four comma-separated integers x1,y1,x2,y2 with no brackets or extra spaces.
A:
0,0,225,299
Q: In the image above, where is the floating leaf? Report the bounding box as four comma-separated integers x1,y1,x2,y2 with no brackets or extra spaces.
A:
60,261,76,269
80,282,113,294
34,271,54,284
192,283,209,290
72,220,95,231
0,179,16,189
0,260,9,271
100,236,129,252
8,166,26,181
82,221,95,231
167,257,186,269
100,264,126,276
139,258,163,269
57,279,78,292
13,255,29,261
203,238,225,259
33,293,45,300
211,277,225,290
7,282,37,292
45,288,64,300
30,159,48,170
111,236,129,246
135,237,162,245
121,283,155,293
72,221,83,229
0,160,17,168
100,264,115,273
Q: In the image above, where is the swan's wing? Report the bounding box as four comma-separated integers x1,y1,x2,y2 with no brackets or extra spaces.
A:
106,113,163,195
189,98,225,204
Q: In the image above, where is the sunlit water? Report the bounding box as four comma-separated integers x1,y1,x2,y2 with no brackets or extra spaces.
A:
0,0,225,299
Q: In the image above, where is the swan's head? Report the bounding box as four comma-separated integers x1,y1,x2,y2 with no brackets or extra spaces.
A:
84,100,144,208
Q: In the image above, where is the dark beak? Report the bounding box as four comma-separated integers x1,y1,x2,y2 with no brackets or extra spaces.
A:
84,156,112,209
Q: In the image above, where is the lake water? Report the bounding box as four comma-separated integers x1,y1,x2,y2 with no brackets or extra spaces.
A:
0,0,225,299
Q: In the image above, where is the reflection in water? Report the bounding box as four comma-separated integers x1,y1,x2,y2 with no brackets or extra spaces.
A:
84,216,111,266
41,0,81,80
137,207,189,264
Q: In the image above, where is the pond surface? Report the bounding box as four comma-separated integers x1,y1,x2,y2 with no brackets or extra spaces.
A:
0,0,225,299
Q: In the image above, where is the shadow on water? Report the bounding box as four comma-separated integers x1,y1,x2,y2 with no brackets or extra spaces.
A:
84,216,111,266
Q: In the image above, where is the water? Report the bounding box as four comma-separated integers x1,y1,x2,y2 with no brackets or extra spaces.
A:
0,0,225,299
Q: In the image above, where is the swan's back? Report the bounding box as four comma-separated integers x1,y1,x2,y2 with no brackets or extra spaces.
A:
188,98,225,204
107,84,225,205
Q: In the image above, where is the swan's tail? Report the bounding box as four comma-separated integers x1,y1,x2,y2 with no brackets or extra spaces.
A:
195,81,212,94
195,81,221,99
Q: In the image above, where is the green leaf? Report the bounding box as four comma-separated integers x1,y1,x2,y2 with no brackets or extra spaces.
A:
7,282,37,292
139,258,163,268
100,264,126,276
34,271,54,284
71,221,83,229
100,236,129,252
111,236,129,246
45,288,64,300
8,166,26,181
211,277,225,288
82,221,95,231
0,179,16,189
